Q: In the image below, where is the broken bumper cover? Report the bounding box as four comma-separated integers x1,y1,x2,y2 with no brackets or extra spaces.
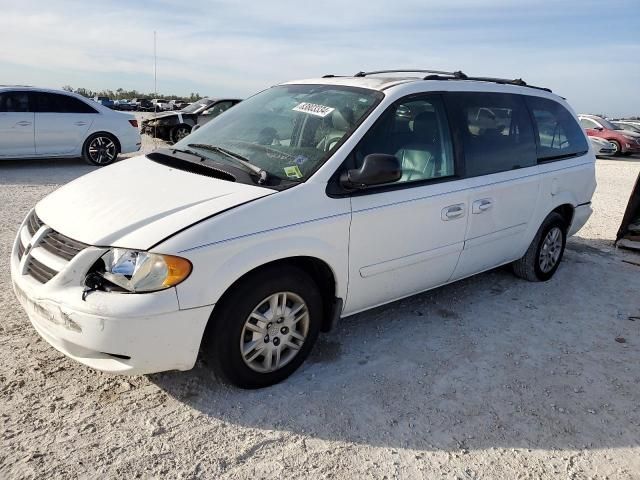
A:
568,203,593,236
10,233,212,375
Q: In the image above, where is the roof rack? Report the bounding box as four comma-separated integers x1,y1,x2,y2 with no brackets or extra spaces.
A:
353,69,467,78
422,73,552,93
345,69,552,93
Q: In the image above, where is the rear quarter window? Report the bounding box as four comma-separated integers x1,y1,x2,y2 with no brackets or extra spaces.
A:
525,96,588,161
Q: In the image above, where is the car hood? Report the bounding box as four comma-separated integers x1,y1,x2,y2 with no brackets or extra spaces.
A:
36,155,273,250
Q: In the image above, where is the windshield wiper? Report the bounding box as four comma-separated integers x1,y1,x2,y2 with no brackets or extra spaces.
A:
188,143,269,185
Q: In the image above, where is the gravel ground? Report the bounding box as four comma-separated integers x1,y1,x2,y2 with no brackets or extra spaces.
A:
1,125,639,479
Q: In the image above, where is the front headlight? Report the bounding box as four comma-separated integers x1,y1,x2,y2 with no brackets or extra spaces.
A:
94,248,192,293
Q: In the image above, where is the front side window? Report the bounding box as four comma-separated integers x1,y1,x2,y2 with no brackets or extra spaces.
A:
447,92,536,176
351,95,455,184
526,96,588,161
0,92,29,112
177,85,383,181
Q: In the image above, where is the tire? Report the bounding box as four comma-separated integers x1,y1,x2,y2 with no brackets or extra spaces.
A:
609,140,622,156
203,266,323,389
82,133,119,166
512,212,567,282
170,124,191,144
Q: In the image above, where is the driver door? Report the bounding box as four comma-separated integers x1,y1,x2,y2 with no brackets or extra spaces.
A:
344,95,471,315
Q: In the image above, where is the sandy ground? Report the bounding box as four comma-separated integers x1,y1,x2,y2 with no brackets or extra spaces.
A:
1,123,639,479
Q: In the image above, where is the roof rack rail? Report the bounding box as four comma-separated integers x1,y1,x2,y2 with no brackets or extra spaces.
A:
353,69,466,78
422,73,552,93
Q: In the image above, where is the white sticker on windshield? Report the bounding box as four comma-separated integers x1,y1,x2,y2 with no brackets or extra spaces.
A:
293,102,335,118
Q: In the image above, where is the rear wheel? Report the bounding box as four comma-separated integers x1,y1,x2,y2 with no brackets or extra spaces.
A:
82,133,119,166
512,212,567,282
170,124,191,144
203,266,323,388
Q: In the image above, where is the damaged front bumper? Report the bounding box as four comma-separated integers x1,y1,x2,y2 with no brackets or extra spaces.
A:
10,212,212,375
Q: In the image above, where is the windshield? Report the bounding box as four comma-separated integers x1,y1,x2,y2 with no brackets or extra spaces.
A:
182,100,213,113
175,84,383,181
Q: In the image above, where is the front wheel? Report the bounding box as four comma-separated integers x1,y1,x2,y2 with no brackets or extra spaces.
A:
512,212,567,282
609,140,622,156
82,133,119,166
203,266,323,388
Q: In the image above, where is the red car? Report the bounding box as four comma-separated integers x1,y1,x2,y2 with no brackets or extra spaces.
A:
579,115,640,156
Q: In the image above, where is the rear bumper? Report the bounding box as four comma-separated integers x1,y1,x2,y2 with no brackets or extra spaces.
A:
118,128,142,154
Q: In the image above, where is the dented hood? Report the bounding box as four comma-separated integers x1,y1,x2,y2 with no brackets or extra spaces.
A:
36,155,273,250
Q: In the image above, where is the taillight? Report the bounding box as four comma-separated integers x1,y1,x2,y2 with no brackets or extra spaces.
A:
129,120,139,128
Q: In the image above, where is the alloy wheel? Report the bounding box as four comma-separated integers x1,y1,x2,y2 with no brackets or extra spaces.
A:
240,292,309,373
87,136,117,164
539,226,562,273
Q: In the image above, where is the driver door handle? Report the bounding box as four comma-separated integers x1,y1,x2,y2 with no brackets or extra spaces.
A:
15,121,32,127
441,203,465,221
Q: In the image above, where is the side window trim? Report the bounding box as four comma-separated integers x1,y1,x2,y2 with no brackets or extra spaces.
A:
327,92,460,197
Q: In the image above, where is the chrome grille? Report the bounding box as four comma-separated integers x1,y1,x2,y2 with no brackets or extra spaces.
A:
18,210,89,284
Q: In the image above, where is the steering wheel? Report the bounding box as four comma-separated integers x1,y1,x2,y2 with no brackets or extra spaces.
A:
316,134,345,152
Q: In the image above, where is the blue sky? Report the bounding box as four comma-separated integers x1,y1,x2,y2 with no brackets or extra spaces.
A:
0,0,638,116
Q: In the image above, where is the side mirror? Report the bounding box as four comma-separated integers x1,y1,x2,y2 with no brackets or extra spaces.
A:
595,126,604,131
340,154,401,189
191,124,202,133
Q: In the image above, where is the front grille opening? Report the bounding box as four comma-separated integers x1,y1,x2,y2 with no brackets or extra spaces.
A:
27,211,44,236
40,231,87,261
26,257,57,283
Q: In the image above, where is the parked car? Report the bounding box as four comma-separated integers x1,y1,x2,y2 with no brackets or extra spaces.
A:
169,99,189,110
611,121,640,134
0,86,141,165
93,96,115,109
589,136,616,156
578,114,640,156
114,99,135,111
131,98,154,112
141,98,241,143
11,70,595,388
151,98,171,111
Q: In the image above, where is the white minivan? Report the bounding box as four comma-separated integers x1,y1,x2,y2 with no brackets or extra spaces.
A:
11,70,596,388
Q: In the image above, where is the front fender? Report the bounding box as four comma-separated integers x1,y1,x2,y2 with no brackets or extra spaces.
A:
169,216,350,311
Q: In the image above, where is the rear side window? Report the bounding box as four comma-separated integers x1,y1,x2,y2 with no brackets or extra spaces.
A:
0,92,29,112
526,97,588,161
446,93,536,177
33,93,97,113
